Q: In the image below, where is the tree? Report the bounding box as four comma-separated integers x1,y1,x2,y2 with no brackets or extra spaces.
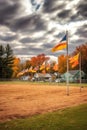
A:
72,43,87,77
24,60,31,69
12,57,21,78
58,55,67,74
48,61,56,73
0,45,5,78
30,54,49,72
0,44,14,79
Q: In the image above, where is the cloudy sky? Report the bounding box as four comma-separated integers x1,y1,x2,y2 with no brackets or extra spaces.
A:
0,0,87,61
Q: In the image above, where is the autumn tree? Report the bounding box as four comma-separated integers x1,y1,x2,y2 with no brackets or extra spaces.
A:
24,60,31,69
30,54,50,71
53,63,58,72
72,43,87,77
12,57,21,78
16,54,50,77
48,61,56,73
58,54,67,74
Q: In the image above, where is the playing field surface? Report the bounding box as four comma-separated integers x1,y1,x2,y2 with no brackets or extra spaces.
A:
0,83,87,121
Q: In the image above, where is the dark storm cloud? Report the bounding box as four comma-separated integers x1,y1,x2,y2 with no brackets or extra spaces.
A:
43,0,87,22
0,0,86,30
0,0,21,26
43,0,56,13
20,37,44,44
0,34,18,41
57,10,71,19
30,0,41,11
42,43,52,49
12,15,47,32
0,0,87,58
1,0,86,33
69,39,86,53
43,0,66,14
14,48,28,55
56,7,78,22
68,44,77,53
29,47,44,53
43,0,66,13
75,24,87,38
47,29,56,34
70,14,81,22
0,0,43,32
20,37,32,43
77,0,87,18
14,46,44,55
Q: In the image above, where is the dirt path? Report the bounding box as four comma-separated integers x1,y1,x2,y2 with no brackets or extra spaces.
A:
0,84,87,121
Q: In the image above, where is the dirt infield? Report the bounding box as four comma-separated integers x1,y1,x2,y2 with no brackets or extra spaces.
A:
0,83,87,121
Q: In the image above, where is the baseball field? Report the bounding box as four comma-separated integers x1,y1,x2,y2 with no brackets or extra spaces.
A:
0,82,87,122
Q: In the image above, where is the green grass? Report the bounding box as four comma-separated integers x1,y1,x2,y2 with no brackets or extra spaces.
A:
0,80,87,87
0,104,87,130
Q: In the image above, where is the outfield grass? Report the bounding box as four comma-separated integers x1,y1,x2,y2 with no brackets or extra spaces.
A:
0,104,87,130
0,80,87,87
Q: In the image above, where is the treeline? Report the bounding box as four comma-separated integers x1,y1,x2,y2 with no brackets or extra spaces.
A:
0,43,87,80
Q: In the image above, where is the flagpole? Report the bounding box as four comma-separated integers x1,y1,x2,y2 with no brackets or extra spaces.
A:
66,30,69,95
79,52,82,92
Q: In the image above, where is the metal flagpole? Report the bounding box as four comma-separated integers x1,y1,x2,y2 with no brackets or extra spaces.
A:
66,30,69,95
79,52,82,92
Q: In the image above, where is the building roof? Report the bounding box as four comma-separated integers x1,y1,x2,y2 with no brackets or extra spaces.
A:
34,73,52,78
61,70,85,79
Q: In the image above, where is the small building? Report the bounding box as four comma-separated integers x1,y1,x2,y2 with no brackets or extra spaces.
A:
34,73,52,82
61,70,85,83
20,75,30,81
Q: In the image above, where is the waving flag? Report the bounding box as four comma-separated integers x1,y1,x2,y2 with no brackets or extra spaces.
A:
69,53,79,63
40,64,45,70
69,53,79,68
71,60,79,68
52,35,67,52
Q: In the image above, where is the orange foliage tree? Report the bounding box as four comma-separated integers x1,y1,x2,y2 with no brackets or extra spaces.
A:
12,57,21,78
72,43,87,77
30,54,50,71
24,60,31,69
58,54,67,74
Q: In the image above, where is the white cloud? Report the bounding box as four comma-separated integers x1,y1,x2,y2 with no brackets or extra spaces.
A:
20,0,33,15
32,31,46,38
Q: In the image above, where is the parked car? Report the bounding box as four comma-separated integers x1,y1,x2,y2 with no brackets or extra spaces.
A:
20,76,29,81
55,78,65,83
55,79,61,83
